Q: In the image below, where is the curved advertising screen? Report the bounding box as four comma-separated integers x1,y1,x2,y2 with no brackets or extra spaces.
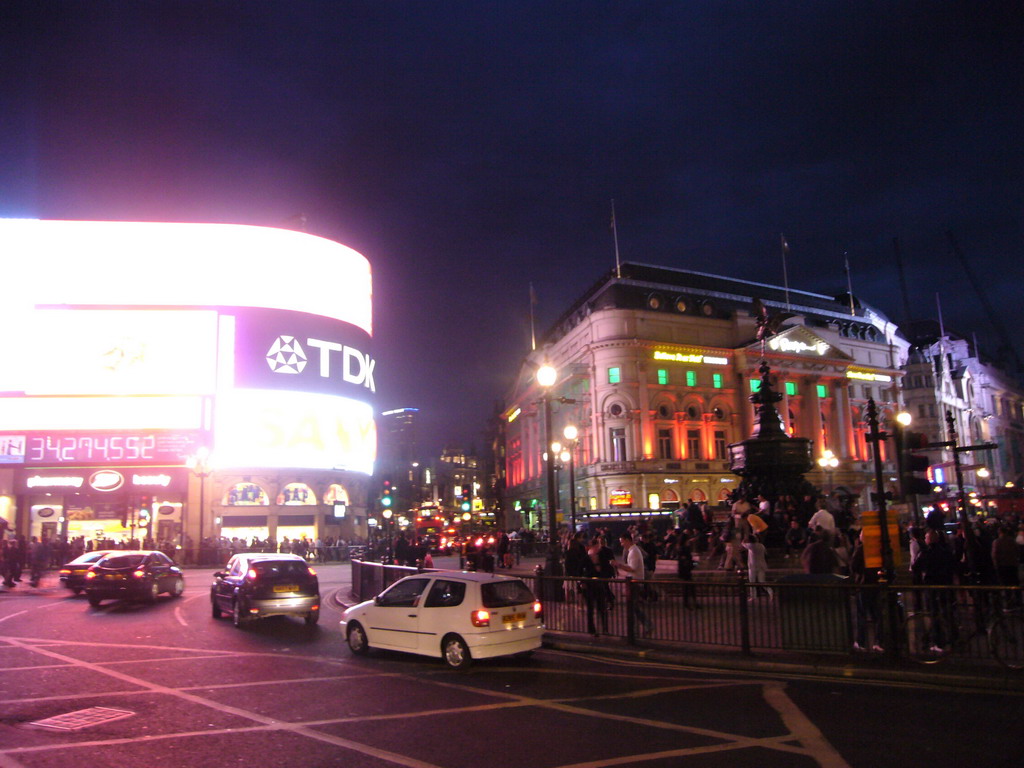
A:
0,219,376,474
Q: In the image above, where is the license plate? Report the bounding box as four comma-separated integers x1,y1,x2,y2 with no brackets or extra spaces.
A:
273,585,298,593
104,574,122,581
502,612,526,624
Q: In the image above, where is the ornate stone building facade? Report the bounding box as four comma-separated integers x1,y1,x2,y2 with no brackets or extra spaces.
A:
503,263,910,530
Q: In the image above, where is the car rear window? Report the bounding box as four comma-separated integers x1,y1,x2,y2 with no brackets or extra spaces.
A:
253,561,311,579
481,580,535,608
101,554,146,568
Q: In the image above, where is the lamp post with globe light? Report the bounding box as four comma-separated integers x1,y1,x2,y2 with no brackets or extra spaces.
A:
562,424,579,531
817,449,839,493
185,446,213,566
536,362,564,577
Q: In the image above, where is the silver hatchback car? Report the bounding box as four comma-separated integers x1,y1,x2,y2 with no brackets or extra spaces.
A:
211,553,320,628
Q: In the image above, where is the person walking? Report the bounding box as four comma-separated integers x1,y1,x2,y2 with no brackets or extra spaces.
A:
912,528,958,652
850,531,883,652
674,529,699,608
614,532,653,636
801,527,838,575
742,533,772,600
28,536,50,588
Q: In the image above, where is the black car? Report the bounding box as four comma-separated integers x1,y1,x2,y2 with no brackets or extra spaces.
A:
58,550,113,594
84,551,185,606
211,553,320,628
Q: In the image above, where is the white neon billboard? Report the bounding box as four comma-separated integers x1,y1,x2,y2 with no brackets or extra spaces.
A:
18,309,218,395
2,219,372,334
2,220,377,475
214,389,376,474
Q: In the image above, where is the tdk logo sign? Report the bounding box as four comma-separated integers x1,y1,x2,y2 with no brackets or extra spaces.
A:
266,335,376,393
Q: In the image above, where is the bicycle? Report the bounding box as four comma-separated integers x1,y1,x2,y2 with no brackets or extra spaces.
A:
901,587,1024,670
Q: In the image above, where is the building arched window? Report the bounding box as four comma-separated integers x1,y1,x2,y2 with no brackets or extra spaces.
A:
224,482,269,506
277,482,317,505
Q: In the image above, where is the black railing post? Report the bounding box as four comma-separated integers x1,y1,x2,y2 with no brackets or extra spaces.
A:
738,576,751,655
882,582,901,661
626,578,637,645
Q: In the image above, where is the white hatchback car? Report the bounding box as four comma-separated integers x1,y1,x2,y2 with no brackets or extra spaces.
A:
340,571,543,669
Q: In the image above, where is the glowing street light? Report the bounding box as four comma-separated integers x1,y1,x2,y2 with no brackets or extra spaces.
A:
185,446,213,565
537,362,562,578
818,448,839,493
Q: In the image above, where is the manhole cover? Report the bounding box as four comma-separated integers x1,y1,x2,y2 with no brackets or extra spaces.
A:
30,707,135,731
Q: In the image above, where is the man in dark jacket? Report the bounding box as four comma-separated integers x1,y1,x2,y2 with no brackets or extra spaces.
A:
912,529,957,650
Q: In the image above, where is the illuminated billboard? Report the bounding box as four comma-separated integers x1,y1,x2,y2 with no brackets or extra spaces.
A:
1,219,376,474
214,389,376,474
20,309,218,396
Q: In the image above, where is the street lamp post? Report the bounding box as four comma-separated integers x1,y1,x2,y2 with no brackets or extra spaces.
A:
536,363,563,578
185,446,213,566
817,449,838,493
382,508,393,563
562,424,578,531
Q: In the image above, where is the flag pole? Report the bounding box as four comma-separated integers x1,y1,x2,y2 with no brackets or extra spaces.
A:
611,199,621,279
529,283,538,352
844,251,855,316
780,234,791,310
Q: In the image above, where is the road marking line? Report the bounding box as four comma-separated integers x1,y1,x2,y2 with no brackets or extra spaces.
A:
0,610,27,624
1,637,446,768
762,682,853,768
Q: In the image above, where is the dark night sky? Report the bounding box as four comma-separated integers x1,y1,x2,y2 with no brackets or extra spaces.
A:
2,2,1022,456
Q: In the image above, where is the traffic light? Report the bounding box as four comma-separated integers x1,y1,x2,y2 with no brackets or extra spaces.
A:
902,431,933,496
380,480,393,509
460,485,472,513
138,496,152,530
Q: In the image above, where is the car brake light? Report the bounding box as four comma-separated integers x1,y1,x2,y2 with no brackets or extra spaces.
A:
307,567,316,576
471,609,490,627
133,569,146,579
246,568,258,580
85,571,97,580
533,601,542,615
59,569,71,575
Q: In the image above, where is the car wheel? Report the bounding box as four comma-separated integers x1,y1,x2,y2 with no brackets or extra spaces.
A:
305,611,319,626
442,634,472,670
87,594,102,607
72,587,82,595
146,581,160,603
232,600,246,628
347,622,369,655
170,577,185,598
211,599,223,619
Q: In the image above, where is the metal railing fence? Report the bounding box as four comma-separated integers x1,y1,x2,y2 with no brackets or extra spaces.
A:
349,561,1024,671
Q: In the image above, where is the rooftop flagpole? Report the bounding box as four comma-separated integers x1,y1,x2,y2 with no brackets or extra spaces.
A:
611,199,622,279
844,251,855,316
529,283,538,351
780,233,791,310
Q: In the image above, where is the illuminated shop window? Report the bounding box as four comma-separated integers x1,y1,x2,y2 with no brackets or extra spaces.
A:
657,369,668,385
712,373,723,389
817,384,828,398
224,483,269,506
785,381,797,396
685,370,696,387
277,482,317,505
608,367,621,384
324,484,350,506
